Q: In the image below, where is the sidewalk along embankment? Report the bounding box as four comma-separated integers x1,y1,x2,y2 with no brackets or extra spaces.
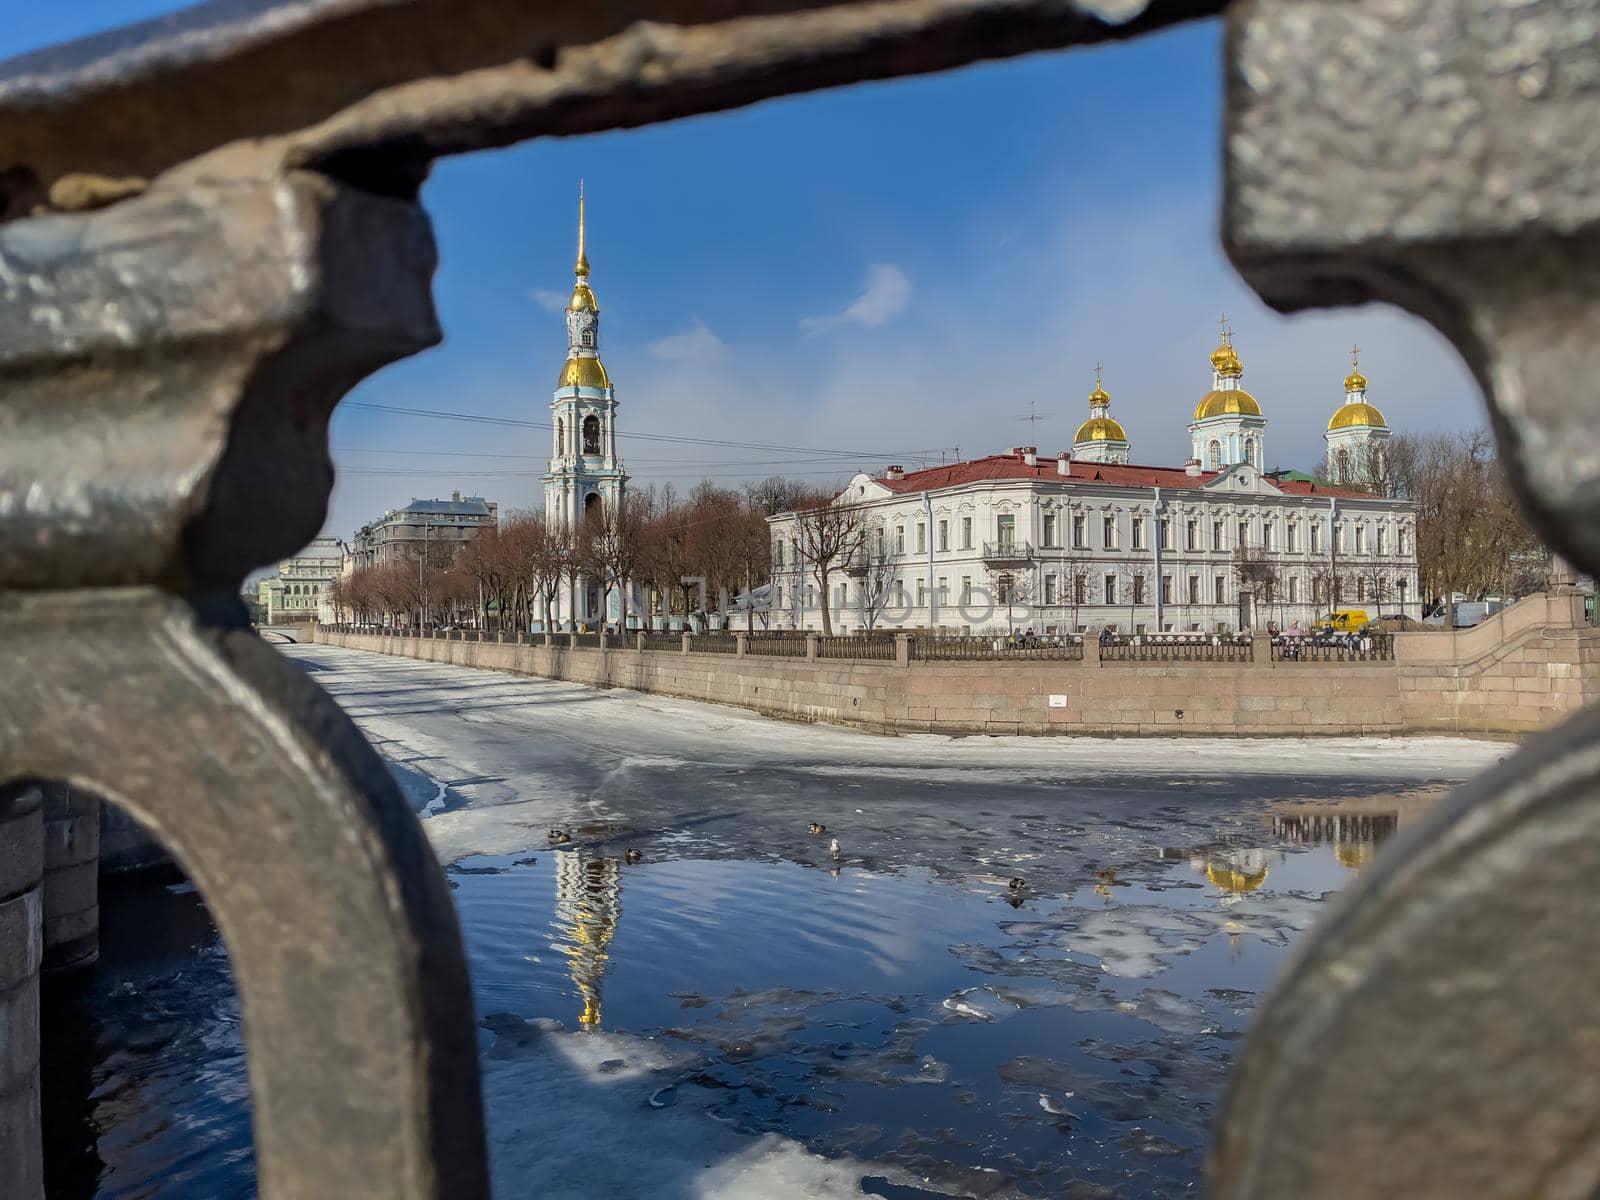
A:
309,593,1598,738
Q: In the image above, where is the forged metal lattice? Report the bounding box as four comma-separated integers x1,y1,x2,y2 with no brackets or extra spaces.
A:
0,1,1595,1197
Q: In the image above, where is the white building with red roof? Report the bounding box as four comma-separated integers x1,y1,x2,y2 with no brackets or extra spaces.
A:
768,336,1419,636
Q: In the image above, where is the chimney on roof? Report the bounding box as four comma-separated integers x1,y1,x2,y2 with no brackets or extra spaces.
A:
1023,448,1038,467
452,490,461,502
885,465,904,481
1057,451,1071,477
1185,458,1203,477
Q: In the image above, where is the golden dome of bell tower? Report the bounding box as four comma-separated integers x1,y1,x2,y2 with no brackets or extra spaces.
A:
1190,316,1267,471
1325,346,1391,485
1072,364,1131,464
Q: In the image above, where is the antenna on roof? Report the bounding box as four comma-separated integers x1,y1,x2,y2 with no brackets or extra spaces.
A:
1016,399,1048,430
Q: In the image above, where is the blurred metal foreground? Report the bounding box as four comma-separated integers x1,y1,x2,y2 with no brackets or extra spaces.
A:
0,0,1596,1196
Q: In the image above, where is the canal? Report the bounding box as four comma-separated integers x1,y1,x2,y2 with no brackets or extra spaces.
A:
43,647,1505,1198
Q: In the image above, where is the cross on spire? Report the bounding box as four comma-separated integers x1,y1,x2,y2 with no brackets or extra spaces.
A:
1218,312,1232,345
1094,361,1104,386
1350,343,1360,368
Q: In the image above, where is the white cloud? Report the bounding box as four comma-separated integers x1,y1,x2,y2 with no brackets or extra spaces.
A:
649,317,726,361
801,263,911,334
531,288,568,313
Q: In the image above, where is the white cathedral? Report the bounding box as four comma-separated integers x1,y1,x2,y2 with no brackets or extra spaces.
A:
768,329,1415,635
543,187,627,626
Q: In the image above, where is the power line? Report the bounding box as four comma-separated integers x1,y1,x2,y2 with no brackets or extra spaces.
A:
331,446,886,467
341,401,947,458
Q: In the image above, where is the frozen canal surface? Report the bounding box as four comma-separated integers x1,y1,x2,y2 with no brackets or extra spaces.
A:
50,646,1509,1198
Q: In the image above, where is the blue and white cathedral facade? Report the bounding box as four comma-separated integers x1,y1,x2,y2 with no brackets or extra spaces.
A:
544,186,627,625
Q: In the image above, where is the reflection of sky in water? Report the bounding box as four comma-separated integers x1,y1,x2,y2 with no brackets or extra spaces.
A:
50,801,1410,1199
455,807,1407,1198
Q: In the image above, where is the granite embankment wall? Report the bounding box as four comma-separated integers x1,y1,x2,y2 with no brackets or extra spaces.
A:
309,593,1599,737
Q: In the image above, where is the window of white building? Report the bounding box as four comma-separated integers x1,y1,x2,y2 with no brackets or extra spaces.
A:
1288,576,1298,603
1399,527,1410,555
1161,575,1173,604
1355,524,1366,554
1263,520,1275,550
1074,574,1087,605
1132,576,1146,605
1186,519,1199,551
1237,519,1250,548
916,523,926,554
1213,520,1224,551
1104,574,1116,605
1214,573,1225,603
1131,516,1145,549
1044,574,1057,605
896,525,906,554
1042,513,1057,547
1072,514,1087,549
916,580,926,607
1103,515,1117,549
996,514,1015,549
1159,519,1172,550
960,576,972,603
1286,523,1298,553
1311,523,1322,553
1376,527,1386,556
938,520,949,552
961,517,973,550
1187,574,1200,604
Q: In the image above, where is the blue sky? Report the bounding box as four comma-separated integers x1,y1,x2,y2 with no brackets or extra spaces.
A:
8,5,1479,541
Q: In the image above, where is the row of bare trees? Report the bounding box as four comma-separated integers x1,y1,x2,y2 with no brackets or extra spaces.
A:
1335,429,1549,620
326,475,825,631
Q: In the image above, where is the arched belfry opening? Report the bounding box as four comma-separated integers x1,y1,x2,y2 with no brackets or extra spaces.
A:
584,491,602,519
581,415,601,456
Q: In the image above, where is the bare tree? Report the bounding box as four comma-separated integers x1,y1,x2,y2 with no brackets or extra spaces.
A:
588,493,649,632
793,491,869,636
852,522,898,631
1233,544,1279,628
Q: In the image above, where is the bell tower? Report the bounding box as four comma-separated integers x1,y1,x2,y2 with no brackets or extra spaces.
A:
543,183,627,623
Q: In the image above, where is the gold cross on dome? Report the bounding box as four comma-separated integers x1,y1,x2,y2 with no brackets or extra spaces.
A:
1350,343,1361,367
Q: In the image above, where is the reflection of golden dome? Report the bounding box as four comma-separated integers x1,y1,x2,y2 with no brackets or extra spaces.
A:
1194,389,1263,420
1334,842,1374,870
1075,416,1128,443
558,356,611,389
1328,401,1386,430
1206,861,1269,893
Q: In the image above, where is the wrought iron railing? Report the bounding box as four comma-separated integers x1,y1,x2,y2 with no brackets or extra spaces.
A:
817,634,897,660
687,633,738,654
745,636,809,657
1273,633,1396,663
915,634,1082,661
1101,637,1254,663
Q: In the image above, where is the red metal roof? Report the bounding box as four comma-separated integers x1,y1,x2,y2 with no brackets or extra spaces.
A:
873,453,1371,498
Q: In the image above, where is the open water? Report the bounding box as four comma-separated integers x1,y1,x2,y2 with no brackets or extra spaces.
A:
43,793,1413,1198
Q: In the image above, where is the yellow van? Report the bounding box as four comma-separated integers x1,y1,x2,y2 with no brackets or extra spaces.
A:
1312,609,1370,634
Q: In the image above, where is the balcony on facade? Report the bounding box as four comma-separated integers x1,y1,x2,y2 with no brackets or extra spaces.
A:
982,539,1034,566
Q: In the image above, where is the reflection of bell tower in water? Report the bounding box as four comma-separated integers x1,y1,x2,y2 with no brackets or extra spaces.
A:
553,852,622,1029
544,182,627,625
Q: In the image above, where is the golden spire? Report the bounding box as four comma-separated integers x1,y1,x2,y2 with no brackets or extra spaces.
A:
574,179,590,278
1343,343,1368,392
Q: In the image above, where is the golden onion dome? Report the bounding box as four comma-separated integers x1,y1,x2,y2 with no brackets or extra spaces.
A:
1088,382,1112,407
558,356,611,389
1210,343,1243,379
568,281,599,313
1206,861,1269,893
1194,389,1263,421
1328,401,1386,431
1344,367,1368,392
1074,416,1128,443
